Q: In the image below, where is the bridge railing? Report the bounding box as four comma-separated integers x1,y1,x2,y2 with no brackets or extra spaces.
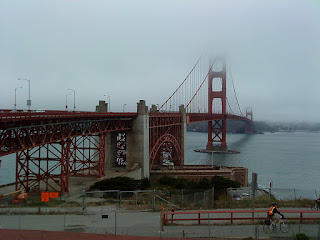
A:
161,209,320,229
0,110,137,122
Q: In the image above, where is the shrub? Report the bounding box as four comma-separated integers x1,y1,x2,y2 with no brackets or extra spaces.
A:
90,177,139,191
294,233,309,240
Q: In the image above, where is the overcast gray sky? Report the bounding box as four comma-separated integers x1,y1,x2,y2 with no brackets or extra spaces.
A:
1,0,319,122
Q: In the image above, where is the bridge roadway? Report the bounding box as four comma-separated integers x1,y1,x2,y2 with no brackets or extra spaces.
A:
0,208,319,239
0,110,250,157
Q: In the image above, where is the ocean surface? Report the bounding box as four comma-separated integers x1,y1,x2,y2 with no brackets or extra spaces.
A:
186,131,320,193
1,131,319,196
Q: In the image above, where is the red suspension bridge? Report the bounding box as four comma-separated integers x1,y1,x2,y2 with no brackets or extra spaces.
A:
0,59,253,193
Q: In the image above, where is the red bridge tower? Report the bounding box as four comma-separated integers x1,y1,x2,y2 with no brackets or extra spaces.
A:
206,60,228,152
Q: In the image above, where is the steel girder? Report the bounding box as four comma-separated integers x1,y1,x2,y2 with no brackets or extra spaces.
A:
16,140,71,193
0,119,133,157
16,133,107,193
69,134,106,178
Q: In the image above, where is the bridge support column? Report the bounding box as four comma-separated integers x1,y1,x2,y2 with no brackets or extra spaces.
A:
206,60,228,152
105,132,117,169
126,100,149,179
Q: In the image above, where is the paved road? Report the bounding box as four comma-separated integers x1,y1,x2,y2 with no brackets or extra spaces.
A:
0,210,320,239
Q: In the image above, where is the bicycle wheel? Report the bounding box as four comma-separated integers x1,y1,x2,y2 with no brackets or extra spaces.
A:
280,221,290,233
263,223,274,233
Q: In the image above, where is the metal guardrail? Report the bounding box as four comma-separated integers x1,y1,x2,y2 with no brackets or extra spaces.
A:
161,209,320,229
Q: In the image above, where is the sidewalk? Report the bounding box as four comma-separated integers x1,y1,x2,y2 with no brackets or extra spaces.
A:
0,210,319,239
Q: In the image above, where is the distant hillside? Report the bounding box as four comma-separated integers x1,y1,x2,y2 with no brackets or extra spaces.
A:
267,122,320,132
187,120,275,134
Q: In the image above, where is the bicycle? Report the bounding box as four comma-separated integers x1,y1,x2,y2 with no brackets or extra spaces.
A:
263,216,290,233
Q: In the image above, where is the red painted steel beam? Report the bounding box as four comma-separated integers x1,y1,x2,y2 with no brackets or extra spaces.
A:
0,118,134,157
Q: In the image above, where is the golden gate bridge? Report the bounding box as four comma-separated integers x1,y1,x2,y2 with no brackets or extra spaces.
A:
0,58,253,193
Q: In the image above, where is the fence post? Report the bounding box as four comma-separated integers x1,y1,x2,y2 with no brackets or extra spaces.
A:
255,225,259,240
135,191,138,209
251,173,258,223
82,190,86,214
152,189,156,210
212,187,215,208
117,190,121,210
115,211,117,235
208,212,211,238
160,210,164,233
198,213,201,224
300,212,303,223
181,189,184,210
231,212,233,224
63,211,66,231
299,214,301,234
18,210,21,230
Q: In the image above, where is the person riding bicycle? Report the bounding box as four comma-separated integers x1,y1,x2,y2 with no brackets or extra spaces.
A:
316,195,320,207
268,202,284,225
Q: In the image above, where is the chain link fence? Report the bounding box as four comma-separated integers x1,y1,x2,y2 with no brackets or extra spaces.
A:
1,187,319,213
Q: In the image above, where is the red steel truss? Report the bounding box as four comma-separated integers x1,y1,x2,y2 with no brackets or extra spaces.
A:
69,134,106,178
149,113,183,171
16,140,71,193
0,111,135,157
16,133,107,193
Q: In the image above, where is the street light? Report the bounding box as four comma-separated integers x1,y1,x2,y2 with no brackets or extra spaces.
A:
65,94,71,110
123,104,127,112
18,78,31,110
104,94,111,112
67,89,76,111
14,87,23,110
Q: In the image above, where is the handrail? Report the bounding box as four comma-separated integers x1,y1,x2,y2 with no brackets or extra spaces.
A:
161,209,320,229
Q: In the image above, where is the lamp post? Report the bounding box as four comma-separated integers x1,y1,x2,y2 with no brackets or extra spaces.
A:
18,78,31,110
65,94,71,110
67,89,76,111
14,87,23,110
123,104,127,112
104,94,111,112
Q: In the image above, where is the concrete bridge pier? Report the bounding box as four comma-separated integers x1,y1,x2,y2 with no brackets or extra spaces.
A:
126,100,149,179
96,100,149,180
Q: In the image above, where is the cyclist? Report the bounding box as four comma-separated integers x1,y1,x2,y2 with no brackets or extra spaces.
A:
268,202,284,225
316,195,320,208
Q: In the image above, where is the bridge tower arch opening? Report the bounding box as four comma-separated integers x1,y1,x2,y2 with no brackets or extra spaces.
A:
149,133,182,171
206,59,228,152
